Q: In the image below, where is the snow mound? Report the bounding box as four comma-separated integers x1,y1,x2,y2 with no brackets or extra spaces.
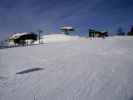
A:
0,36,133,100
34,34,79,44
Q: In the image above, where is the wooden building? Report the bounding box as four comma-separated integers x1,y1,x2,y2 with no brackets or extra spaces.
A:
8,32,37,46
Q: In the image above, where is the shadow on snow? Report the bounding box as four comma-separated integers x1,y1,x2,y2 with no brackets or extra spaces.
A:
16,68,44,75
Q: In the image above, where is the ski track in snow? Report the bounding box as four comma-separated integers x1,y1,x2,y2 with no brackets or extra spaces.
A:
0,36,133,100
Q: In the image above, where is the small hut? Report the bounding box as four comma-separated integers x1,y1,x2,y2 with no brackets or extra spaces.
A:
8,32,37,46
89,29,108,38
60,26,74,35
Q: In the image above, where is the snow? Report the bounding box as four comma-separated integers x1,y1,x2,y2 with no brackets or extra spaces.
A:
34,34,80,44
60,26,73,30
9,32,30,39
0,36,133,100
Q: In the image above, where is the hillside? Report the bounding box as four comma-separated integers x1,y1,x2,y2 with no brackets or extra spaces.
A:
0,36,133,100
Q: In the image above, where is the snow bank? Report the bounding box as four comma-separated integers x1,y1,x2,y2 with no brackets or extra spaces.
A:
34,34,79,44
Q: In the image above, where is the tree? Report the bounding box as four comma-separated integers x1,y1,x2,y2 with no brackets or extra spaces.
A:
102,32,108,38
117,27,125,36
127,26,133,36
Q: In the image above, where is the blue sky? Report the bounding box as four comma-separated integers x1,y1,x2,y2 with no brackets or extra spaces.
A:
0,0,133,40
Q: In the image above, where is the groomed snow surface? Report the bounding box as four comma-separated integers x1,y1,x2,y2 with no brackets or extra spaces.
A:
0,36,133,100
34,34,80,44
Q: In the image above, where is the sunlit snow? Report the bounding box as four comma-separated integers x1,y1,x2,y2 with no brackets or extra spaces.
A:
0,36,133,100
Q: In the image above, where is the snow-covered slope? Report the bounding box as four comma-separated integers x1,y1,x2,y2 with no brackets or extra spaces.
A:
34,34,79,44
0,36,133,100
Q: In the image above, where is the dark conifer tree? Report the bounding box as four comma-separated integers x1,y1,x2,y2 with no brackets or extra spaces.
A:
117,27,125,36
127,26,133,36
